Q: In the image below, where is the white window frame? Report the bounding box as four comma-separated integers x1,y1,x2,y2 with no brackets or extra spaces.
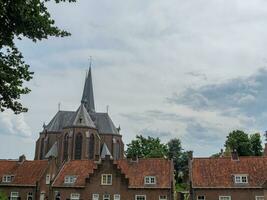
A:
135,195,146,200
70,193,80,200
2,175,13,183
64,175,77,184
92,194,99,200
101,174,112,185
10,192,19,200
159,195,167,200
234,174,248,184
46,174,50,184
114,194,120,200
197,196,205,200
219,196,231,200
144,176,156,184
255,196,264,200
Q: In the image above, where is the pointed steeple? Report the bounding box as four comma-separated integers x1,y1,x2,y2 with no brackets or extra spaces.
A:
81,65,95,113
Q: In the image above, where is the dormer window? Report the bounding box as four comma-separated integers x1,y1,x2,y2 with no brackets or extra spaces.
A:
2,175,14,183
144,176,156,184
64,175,77,184
234,174,248,184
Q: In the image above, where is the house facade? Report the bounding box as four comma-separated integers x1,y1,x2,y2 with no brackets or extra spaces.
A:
189,150,267,200
0,66,175,200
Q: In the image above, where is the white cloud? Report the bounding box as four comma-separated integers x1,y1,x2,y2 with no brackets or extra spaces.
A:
2,0,267,158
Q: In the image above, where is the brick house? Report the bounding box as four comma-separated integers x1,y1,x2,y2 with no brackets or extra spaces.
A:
189,150,267,200
0,155,57,199
51,156,174,200
0,66,175,200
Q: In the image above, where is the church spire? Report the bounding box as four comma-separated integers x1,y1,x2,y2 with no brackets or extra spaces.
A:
81,62,95,113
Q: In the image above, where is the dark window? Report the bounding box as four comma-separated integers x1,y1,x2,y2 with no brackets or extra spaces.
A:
63,134,69,161
89,134,95,159
40,138,45,159
75,133,83,159
114,140,120,160
55,192,61,200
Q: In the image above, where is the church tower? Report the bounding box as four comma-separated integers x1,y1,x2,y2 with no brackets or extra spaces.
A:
34,66,124,164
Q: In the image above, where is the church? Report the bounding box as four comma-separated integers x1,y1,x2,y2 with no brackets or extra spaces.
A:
34,67,124,164
0,67,175,200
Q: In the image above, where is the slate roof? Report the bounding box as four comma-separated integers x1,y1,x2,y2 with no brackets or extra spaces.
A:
70,103,95,128
45,111,75,132
81,67,95,113
45,142,58,158
52,159,173,188
100,143,112,159
0,160,48,186
44,111,119,135
191,156,267,188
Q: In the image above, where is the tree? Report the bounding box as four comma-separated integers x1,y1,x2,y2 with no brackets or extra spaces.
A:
126,135,168,158
0,0,75,114
250,133,263,156
224,130,252,156
167,138,189,184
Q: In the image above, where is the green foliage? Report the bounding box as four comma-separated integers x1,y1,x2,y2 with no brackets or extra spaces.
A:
0,0,75,114
126,135,168,158
167,138,189,184
224,130,263,156
126,136,190,185
225,130,252,156
250,133,263,156
0,191,7,200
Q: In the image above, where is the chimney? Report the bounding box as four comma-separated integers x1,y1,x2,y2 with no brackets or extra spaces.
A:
18,154,26,163
231,149,239,161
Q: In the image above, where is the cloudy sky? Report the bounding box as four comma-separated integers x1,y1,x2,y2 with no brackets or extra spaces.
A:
1,0,267,159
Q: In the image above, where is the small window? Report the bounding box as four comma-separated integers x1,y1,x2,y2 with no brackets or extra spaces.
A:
92,194,99,200
55,191,61,200
40,192,45,200
101,174,112,185
2,175,13,183
255,197,264,200
135,195,146,200
70,193,80,200
197,196,205,200
144,176,156,184
10,192,19,200
219,196,231,200
27,192,33,200
103,194,110,200
234,175,248,184
159,195,167,200
114,194,120,200
64,175,77,184
46,174,50,184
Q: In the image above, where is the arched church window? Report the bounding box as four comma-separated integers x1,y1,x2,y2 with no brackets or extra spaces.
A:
40,138,44,159
115,140,120,160
89,134,95,159
75,133,83,159
63,133,69,161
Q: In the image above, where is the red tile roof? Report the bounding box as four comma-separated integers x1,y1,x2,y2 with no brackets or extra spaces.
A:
116,158,172,188
191,156,267,188
52,160,97,187
0,160,48,186
52,158,173,188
